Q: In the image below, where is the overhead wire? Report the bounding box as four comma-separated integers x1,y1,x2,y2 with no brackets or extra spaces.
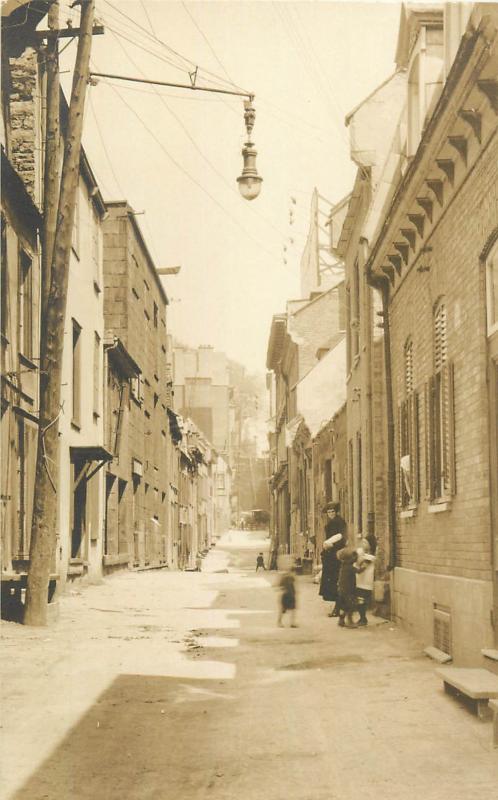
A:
107,24,289,243
102,0,247,93
96,78,290,271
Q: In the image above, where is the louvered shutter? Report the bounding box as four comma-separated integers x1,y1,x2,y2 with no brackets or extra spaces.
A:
410,391,420,504
441,362,456,496
424,379,435,500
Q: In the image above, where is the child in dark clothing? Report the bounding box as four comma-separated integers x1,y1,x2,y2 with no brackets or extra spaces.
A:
336,546,358,628
277,568,297,627
256,552,266,571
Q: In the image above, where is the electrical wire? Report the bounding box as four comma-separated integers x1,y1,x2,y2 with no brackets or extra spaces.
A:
98,80,289,270
102,0,247,93
181,1,235,86
106,28,289,242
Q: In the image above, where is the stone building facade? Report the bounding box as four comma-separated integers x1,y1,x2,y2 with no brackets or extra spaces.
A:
102,202,171,571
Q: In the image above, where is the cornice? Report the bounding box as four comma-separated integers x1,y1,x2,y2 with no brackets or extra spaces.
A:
368,16,498,295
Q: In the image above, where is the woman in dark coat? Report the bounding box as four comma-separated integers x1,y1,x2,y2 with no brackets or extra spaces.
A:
318,502,346,616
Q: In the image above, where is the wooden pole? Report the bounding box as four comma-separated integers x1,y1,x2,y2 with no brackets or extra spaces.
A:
24,0,95,626
41,0,60,317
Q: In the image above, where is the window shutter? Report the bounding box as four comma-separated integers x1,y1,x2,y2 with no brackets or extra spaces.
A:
410,392,420,504
397,403,403,506
424,379,435,500
441,361,456,496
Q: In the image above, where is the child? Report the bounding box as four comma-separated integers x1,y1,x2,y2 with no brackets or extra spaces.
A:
277,567,297,627
256,552,266,571
354,539,376,626
336,546,358,628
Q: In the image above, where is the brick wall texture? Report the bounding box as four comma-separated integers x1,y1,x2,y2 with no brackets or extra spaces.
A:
390,130,498,582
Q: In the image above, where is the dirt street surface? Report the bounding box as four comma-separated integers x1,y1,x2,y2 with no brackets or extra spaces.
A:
1,530,497,800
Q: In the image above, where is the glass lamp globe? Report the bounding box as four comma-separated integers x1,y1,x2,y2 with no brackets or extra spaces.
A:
237,142,263,201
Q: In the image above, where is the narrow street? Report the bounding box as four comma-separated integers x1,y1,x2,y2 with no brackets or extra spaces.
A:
1,530,497,800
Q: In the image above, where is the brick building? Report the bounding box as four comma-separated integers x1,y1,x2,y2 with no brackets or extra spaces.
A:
365,4,498,664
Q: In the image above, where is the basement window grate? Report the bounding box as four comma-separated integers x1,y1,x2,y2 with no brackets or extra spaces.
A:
433,605,452,657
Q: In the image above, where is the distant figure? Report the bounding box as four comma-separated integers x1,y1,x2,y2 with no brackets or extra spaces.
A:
277,567,298,627
319,502,346,617
336,546,358,628
256,552,266,571
195,553,202,572
354,539,376,626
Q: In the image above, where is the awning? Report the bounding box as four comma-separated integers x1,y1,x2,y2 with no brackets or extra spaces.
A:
105,339,141,378
70,446,113,463
70,446,113,488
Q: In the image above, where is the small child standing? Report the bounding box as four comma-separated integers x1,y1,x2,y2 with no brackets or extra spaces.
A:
354,539,376,626
336,547,358,628
277,567,297,627
256,552,266,571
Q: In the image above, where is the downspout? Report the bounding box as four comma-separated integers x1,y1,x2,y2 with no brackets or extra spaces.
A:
360,238,376,540
366,270,397,572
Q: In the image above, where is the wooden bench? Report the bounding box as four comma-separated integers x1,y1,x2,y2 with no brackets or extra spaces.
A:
489,699,498,747
436,667,498,720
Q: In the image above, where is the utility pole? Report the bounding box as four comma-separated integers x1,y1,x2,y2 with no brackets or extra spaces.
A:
41,0,60,316
24,0,95,626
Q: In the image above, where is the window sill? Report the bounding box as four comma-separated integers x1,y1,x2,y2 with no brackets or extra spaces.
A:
93,280,101,295
428,501,452,514
71,420,81,432
400,507,417,519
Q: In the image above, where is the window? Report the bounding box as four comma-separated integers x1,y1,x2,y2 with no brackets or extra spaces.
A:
72,319,82,426
425,300,455,501
153,302,158,329
348,439,354,524
352,259,360,358
404,338,414,395
338,282,346,332
72,188,80,256
356,433,362,533
130,373,144,404
486,239,498,333
92,209,101,290
19,248,33,358
324,458,332,502
93,332,100,417
216,473,225,492
346,286,352,373
398,337,420,508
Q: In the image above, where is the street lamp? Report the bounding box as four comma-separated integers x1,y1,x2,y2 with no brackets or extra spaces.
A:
89,72,263,200
237,99,263,201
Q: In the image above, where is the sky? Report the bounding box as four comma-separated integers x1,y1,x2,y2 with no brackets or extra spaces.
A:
61,0,402,373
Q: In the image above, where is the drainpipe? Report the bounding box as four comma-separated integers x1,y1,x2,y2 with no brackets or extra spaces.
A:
360,238,376,541
366,271,397,573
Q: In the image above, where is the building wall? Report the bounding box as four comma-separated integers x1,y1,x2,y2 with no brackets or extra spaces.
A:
173,346,231,457
389,133,497,583
103,204,169,571
288,287,343,380
1,176,40,579
58,176,105,586
312,405,347,556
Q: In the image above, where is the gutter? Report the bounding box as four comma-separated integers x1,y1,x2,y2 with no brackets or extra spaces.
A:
365,268,397,572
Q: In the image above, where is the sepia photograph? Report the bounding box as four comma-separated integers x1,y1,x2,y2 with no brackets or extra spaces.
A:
1,0,498,797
